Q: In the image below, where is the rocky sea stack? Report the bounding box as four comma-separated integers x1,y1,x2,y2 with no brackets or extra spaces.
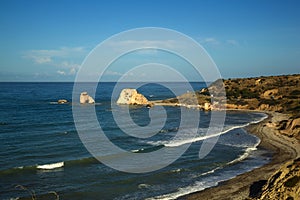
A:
80,92,95,104
117,88,149,105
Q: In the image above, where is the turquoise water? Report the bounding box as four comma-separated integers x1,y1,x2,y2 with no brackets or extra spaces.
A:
0,82,270,199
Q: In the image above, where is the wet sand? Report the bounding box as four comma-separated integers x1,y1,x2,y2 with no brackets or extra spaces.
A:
180,111,300,200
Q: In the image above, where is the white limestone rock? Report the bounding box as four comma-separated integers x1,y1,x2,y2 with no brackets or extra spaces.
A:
80,92,95,104
117,89,149,105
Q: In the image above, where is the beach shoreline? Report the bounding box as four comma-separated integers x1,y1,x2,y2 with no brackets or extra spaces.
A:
180,111,300,200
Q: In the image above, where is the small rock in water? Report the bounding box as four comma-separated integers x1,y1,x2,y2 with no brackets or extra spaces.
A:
58,99,68,104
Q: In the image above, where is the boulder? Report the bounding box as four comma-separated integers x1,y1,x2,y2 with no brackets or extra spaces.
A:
80,92,95,104
204,102,211,110
117,89,149,105
261,89,279,99
255,79,262,85
289,118,300,130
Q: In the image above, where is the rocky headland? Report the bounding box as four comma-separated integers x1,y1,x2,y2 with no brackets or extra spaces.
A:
154,74,300,139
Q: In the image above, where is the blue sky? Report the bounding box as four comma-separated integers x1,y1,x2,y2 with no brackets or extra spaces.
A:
0,0,299,81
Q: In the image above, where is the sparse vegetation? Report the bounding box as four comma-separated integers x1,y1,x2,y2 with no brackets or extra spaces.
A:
209,74,300,114
284,176,300,188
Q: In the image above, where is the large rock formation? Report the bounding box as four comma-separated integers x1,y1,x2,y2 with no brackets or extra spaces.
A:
258,158,300,200
117,89,149,105
80,92,95,104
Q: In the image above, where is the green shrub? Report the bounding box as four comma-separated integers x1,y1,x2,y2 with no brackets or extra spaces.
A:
284,176,300,188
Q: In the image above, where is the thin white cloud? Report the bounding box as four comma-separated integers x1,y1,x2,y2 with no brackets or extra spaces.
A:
57,70,66,75
226,39,239,46
60,61,81,70
23,46,86,76
198,37,240,48
31,56,52,64
69,67,77,75
24,47,86,63
201,37,220,45
104,70,123,76
107,40,184,52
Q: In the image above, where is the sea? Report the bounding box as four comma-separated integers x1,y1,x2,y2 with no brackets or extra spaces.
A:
0,82,271,200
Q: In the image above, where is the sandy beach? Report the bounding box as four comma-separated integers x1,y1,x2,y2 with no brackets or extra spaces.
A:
181,111,300,200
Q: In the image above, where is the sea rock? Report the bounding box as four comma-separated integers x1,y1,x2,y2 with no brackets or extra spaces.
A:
117,89,149,105
57,99,68,104
80,92,95,104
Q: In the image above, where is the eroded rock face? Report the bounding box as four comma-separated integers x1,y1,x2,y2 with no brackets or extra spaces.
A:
258,158,300,200
117,89,148,105
80,92,95,104
280,118,300,139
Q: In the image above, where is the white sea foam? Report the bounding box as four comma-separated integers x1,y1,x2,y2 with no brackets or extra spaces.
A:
146,114,267,200
148,113,267,148
147,143,260,200
228,140,260,165
163,124,246,147
199,166,222,177
36,161,64,170
170,168,182,173
146,180,217,200
138,183,151,189
131,148,144,153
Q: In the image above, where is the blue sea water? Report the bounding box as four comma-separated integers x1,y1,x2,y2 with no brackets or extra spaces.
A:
0,82,270,200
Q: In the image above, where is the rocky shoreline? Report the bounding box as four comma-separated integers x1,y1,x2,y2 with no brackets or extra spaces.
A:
179,111,300,200
150,74,300,199
174,74,299,200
